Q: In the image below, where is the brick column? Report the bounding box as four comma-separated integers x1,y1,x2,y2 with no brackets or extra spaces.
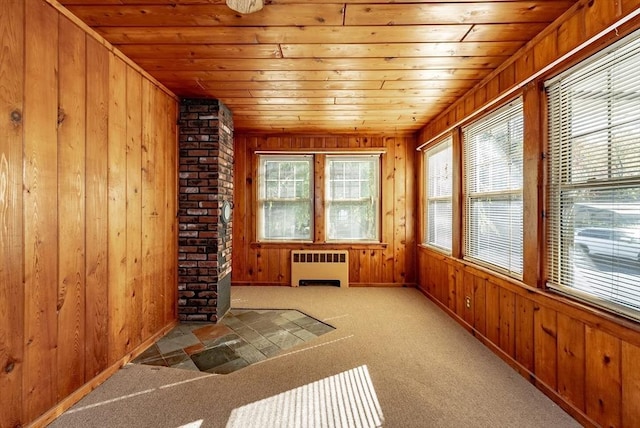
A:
178,98,233,322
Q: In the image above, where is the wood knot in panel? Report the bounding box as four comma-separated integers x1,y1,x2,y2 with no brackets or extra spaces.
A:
10,109,22,124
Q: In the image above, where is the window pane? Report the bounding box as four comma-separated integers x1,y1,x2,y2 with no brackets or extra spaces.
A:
463,98,524,276
425,137,453,251
258,155,312,241
262,201,311,240
467,197,523,274
326,156,380,241
327,201,377,240
546,28,640,319
428,200,452,250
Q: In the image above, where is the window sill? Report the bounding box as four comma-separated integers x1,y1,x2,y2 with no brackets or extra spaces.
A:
250,241,388,250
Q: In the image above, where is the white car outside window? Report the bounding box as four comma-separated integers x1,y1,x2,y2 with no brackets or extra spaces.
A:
574,227,640,262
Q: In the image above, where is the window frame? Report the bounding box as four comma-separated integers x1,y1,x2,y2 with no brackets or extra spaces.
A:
257,154,314,242
462,97,525,278
325,154,382,243
423,136,453,253
545,28,640,320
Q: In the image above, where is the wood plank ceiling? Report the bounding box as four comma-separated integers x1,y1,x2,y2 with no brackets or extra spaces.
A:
60,0,578,134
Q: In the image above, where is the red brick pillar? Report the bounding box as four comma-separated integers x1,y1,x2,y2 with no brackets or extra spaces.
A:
178,99,233,322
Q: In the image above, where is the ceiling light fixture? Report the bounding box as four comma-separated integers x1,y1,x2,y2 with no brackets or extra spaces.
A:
226,0,263,14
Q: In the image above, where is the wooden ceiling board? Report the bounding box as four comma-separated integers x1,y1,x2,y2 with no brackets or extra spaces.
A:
343,2,577,25
278,42,523,58
95,25,474,44
59,0,579,134
65,4,347,26
150,69,491,81
133,57,508,71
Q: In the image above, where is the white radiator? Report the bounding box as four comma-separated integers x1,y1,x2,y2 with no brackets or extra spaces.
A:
290,250,349,287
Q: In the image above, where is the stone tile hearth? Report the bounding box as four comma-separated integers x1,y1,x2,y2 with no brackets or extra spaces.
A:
131,309,335,374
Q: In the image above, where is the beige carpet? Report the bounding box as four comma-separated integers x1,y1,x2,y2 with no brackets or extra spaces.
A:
50,286,580,428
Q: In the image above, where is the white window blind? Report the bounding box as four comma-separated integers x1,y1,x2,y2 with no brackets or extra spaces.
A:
425,137,453,252
463,98,524,276
546,29,640,319
326,155,380,241
258,155,313,241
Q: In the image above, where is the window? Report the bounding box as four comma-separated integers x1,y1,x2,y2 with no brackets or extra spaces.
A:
424,137,453,252
463,98,524,276
258,155,313,241
546,29,640,319
326,156,380,241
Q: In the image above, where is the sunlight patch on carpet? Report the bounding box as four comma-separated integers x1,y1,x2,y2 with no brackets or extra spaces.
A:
226,365,383,428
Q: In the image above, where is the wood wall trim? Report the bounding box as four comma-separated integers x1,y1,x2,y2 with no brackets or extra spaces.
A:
29,320,178,428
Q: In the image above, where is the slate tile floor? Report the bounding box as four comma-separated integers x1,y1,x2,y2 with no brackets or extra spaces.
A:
131,309,335,374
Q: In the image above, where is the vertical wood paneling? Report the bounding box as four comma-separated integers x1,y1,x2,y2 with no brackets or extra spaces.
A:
584,0,623,36
357,249,369,283
393,137,407,284
534,305,557,390
313,154,325,242
126,67,143,351
2,2,179,425
84,36,109,380
56,16,86,400
349,248,361,284
557,313,585,411
141,79,158,338
164,94,178,324
232,136,248,281
23,0,59,420
403,137,416,284
499,289,515,358
557,7,585,58
381,139,395,283
268,248,282,283
0,0,24,424
447,263,457,312
462,271,475,325
622,341,640,426
485,281,501,344
515,295,535,372
107,54,129,364
166,93,178,323
586,326,622,428
472,275,486,336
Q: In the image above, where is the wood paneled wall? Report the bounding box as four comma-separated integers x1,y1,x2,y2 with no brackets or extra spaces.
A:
416,0,640,426
0,1,178,426
418,249,640,427
232,134,416,286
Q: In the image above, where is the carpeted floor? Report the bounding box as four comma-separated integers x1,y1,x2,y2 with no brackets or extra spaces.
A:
50,286,581,428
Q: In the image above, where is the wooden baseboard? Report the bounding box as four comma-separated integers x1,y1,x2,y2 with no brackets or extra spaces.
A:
416,286,598,428
29,320,178,428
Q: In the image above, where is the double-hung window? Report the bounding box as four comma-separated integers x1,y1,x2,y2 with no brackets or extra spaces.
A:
424,137,453,252
326,155,380,241
546,29,640,319
258,155,313,241
463,98,524,276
